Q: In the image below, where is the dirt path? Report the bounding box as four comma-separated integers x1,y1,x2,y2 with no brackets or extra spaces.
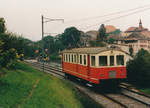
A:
17,78,40,108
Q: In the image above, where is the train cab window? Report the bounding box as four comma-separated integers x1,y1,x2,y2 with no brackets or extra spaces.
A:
74,55,77,63
91,56,95,66
72,54,74,63
80,55,82,64
110,56,114,66
84,55,86,65
99,56,107,66
117,55,124,66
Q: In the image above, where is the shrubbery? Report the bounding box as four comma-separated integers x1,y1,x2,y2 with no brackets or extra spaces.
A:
0,18,25,69
127,49,150,87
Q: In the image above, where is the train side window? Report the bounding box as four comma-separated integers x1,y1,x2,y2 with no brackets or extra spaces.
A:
84,55,86,65
99,56,107,66
80,55,82,64
91,56,95,66
110,56,114,66
69,54,71,62
63,54,65,61
74,55,76,63
72,54,74,63
66,54,68,62
117,55,124,66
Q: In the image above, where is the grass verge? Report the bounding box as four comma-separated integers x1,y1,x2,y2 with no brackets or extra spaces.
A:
139,88,150,95
0,62,103,108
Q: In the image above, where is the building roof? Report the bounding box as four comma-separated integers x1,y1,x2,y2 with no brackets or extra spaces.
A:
62,47,126,54
123,32,150,41
105,25,116,33
141,31,150,38
125,27,137,32
85,30,98,40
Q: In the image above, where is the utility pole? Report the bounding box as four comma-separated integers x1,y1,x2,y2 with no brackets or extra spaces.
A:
41,15,64,72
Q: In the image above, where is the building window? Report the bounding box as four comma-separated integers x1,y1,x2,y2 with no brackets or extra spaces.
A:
99,56,107,66
110,56,114,66
91,56,95,66
117,55,124,66
80,55,82,64
84,55,86,65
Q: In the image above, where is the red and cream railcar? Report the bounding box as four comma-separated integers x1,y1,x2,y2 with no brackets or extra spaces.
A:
62,47,128,84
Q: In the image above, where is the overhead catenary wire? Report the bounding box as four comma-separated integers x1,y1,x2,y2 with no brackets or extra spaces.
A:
79,7,150,30
65,4,150,24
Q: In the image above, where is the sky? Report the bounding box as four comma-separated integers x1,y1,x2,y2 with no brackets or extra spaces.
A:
1,0,150,41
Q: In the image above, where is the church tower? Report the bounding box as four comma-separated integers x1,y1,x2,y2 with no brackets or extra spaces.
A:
139,19,143,31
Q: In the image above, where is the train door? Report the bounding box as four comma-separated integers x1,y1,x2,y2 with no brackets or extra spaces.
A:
87,54,90,80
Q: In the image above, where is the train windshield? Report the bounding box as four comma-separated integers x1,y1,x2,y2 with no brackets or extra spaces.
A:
117,55,124,66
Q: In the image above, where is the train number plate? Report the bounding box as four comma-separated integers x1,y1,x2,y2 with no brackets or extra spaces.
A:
109,70,116,78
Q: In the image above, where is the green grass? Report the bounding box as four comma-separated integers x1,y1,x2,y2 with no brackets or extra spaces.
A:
140,88,150,95
0,62,103,108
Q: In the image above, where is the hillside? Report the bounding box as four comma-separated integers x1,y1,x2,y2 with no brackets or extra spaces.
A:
0,62,103,108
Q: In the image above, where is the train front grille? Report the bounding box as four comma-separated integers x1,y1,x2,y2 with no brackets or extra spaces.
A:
109,70,116,78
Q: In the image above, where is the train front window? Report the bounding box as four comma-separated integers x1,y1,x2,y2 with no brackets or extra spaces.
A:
110,56,114,66
117,55,124,66
91,56,95,66
80,55,82,64
99,56,107,66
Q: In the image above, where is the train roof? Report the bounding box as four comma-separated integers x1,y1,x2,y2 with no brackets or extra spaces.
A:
62,47,128,54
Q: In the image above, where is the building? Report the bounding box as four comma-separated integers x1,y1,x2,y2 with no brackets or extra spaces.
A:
115,32,150,55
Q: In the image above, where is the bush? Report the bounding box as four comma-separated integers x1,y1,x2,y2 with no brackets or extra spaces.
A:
0,48,17,69
127,49,150,87
49,55,61,63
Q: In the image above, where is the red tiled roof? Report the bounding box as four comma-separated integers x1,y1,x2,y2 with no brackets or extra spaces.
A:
141,31,150,38
125,27,137,32
105,25,116,33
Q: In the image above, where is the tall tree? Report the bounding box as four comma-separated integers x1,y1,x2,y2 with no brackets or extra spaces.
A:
98,24,107,41
61,27,81,48
0,18,6,34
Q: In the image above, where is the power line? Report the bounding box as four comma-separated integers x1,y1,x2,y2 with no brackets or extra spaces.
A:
79,7,150,30
65,4,150,24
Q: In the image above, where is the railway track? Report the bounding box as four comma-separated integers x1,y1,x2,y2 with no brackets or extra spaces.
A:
25,60,150,108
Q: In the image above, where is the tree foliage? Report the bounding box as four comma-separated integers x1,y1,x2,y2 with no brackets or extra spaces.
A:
98,24,107,41
89,40,107,47
0,18,6,34
127,49,150,87
0,18,27,68
61,27,81,48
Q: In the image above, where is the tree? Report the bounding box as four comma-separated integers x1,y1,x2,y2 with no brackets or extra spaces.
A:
129,47,133,57
127,49,150,87
61,27,81,49
108,38,115,44
98,24,107,41
0,18,6,34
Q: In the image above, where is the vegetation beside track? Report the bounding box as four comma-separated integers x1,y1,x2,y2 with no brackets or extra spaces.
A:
140,88,150,96
0,62,103,108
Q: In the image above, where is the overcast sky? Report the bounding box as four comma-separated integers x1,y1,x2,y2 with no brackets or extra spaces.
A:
1,0,150,41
